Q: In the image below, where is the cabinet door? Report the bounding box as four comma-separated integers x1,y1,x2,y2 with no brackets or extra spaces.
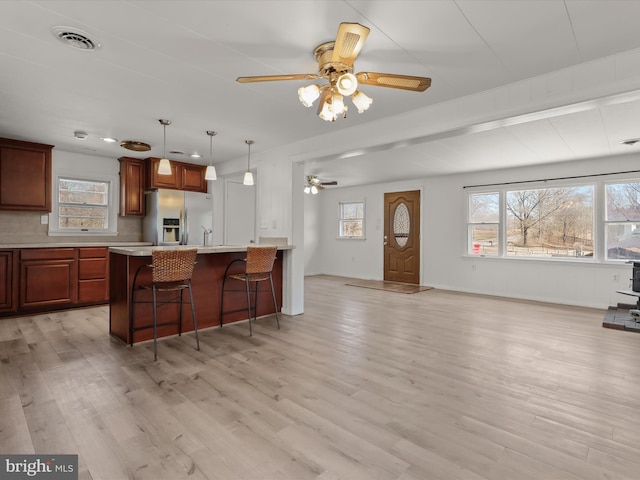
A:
19,248,76,308
0,250,16,312
119,157,145,216
147,157,180,190
181,163,207,192
0,138,53,212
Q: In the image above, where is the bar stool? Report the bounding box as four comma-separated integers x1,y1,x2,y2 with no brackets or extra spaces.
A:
130,248,200,360
220,245,280,336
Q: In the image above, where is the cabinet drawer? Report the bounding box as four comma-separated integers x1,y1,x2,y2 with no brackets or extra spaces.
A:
21,248,75,261
79,258,107,280
78,279,108,303
79,247,107,259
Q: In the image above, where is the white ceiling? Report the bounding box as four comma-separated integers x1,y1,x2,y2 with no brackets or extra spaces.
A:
1,1,640,188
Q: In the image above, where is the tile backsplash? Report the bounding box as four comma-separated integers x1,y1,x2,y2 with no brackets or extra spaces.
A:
0,211,142,245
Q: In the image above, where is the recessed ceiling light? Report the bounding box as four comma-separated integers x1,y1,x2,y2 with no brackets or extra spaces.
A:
620,138,640,146
190,153,202,159
169,150,184,156
74,130,88,140
101,137,118,143
51,26,101,51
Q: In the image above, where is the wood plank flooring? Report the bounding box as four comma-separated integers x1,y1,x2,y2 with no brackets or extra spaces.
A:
1,274,640,479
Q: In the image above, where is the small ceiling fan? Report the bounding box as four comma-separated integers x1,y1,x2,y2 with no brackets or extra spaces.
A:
237,22,431,121
305,175,337,194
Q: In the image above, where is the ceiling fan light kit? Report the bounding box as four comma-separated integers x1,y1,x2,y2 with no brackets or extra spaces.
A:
298,84,321,107
237,22,431,122
351,90,373,113
304,175,337,194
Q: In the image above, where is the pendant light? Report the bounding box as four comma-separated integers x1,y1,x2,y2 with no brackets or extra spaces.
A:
243,140,254,186
204,130,217,181
158,119,172,175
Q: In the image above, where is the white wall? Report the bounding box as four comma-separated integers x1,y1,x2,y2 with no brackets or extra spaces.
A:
306,153,640,310
303,193,322,275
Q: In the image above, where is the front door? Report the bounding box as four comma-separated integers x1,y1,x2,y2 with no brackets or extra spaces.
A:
384,190,421,284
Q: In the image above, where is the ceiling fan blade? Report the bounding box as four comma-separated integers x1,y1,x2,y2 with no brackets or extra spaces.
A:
355,72,431,92
321,181,338,186
236,73,319,83
331,22,370,67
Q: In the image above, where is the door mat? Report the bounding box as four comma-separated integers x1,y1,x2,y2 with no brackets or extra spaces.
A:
345,279,434,294
602,306,640,332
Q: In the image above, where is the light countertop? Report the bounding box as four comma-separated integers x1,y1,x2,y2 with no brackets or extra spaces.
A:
0,242,153,249
109,244,294,256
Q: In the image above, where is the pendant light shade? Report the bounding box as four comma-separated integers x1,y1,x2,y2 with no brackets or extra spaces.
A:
158,119,172,175
204,130,217,181
243,140,254,186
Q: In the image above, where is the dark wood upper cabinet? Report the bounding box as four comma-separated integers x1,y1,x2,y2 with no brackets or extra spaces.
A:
181,162,207,192
147,157,181,190
118,157,146,216
146,157,207,193
0,137,53,212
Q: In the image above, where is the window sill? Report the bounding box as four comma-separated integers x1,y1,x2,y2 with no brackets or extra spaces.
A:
48,230,119,237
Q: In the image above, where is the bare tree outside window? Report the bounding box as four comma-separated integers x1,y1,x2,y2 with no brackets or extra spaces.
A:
505,186,593,257
339,201,365,238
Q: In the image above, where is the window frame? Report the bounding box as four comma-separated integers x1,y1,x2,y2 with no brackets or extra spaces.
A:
467,191,500,257
337,200,366,240
48,171,119,236
604,179,640,261
466,180,600,262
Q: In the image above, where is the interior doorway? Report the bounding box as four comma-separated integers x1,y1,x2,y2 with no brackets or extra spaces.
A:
384,190,421,284
226,180,256,245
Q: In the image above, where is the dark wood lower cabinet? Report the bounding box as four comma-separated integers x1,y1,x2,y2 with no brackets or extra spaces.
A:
0,250,17,313
19,248,76,309
0,246,111,317
78,247,109,303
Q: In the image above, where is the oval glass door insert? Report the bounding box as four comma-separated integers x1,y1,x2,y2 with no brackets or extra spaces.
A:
393,202,410,247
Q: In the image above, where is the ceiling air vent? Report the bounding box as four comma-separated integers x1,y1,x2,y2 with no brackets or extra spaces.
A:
51,26,101,51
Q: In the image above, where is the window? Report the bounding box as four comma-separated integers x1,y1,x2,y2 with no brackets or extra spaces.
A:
468,192,499,255
506,185,593,258
467,184,594,260
49,175,117,236
338,201,365,238
58,178,109,230
605,181,640,260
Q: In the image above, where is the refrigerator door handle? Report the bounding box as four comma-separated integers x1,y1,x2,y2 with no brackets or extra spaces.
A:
182,209,187,245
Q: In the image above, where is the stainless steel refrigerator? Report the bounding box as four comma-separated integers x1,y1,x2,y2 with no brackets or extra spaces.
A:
142,189,213,246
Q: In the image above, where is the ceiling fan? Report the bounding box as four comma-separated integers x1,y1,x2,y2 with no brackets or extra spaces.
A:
236,22,431,121
305,175,337,194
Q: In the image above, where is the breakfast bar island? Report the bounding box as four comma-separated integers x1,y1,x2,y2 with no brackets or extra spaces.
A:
109,245,292,344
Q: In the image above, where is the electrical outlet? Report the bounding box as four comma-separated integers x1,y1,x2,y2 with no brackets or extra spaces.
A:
613,274,619,282
40,214,48,225
471,264,476,271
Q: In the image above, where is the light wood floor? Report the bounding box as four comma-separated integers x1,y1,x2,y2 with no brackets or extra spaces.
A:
2,275,640,480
